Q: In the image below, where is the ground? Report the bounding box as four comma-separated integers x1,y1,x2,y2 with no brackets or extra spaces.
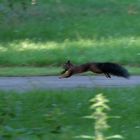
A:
0,76,139,91
0,0,140,140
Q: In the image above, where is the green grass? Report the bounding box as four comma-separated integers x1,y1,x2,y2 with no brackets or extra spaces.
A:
126,66,140,75
0,66,62,76
0,0,140,68
0,66,139,76
0,39,140,66
0,87,140,140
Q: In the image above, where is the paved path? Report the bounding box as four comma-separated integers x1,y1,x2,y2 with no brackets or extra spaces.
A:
0,76,139,92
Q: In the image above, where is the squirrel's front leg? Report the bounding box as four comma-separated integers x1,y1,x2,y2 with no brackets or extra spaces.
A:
59,70,72,79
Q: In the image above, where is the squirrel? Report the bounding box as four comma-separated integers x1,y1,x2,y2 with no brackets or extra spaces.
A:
59,60,130,79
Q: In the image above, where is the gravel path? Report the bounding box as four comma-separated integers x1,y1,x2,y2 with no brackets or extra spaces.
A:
0,76,139,92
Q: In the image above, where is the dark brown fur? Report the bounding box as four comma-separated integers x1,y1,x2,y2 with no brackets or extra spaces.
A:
59,60,130,79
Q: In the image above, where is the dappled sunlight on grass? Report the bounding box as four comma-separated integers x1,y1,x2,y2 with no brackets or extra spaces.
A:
3,36,140,51
0,47,7,52
0,36,140,66
6,39,59,51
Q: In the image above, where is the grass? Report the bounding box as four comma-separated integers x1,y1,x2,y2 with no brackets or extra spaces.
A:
0,38,140,66
0,66,62,76
0,87,140,139
0,0,140,69
0,65,139,76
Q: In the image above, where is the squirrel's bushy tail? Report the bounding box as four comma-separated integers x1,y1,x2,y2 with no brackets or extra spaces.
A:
96,62,130,78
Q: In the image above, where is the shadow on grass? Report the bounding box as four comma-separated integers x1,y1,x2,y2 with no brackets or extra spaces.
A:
0,0,140,42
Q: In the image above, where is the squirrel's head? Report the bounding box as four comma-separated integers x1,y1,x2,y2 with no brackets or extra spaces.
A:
63,60,73,70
